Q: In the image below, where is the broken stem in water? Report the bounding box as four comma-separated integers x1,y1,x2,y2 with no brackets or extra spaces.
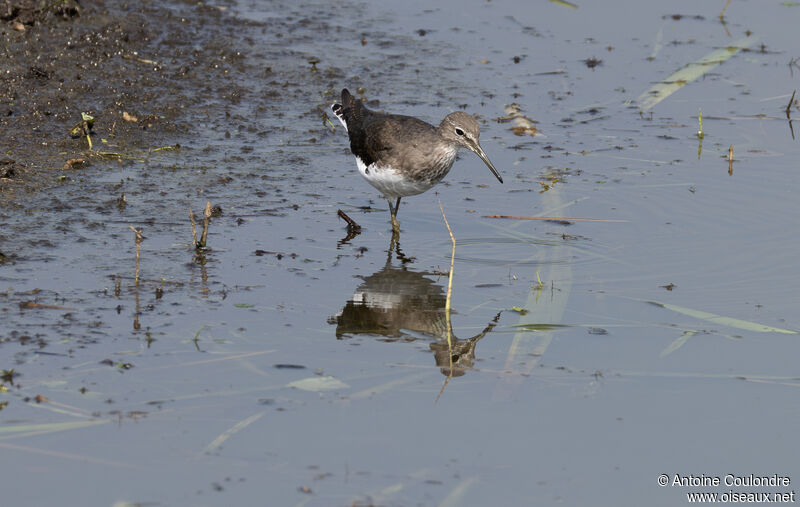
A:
697,108,704,139
189,207,198,246
200,201,211,248
189,202,212,250
337,209,362,232
728,145,734,175
439,201,456,331
128,225,143,285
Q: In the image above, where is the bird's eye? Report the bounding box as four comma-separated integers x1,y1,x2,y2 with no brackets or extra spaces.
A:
455,128,465,136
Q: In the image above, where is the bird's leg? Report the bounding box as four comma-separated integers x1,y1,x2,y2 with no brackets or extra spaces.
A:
388,197,401,234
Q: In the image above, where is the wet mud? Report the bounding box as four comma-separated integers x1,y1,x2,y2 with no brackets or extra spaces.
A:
0,0,351,188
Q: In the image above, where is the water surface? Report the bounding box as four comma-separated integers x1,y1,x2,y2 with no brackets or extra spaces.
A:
2,0,799,505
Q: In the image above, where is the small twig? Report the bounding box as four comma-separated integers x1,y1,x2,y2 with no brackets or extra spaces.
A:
728,145,734,175
149,144,180,153
337,209,362,231
129,226,143,285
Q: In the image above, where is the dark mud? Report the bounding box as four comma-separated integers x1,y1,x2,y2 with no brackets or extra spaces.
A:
1,0,238,190
1,0,356,191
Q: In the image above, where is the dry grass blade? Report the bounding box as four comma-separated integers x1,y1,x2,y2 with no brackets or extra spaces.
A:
439,202,456,321
121,53,159,66
697,108,704,139
436,201,457,403
719,0,732,18
728,145,734,175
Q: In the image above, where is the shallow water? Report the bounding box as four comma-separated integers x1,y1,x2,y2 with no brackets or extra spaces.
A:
2,0,799,505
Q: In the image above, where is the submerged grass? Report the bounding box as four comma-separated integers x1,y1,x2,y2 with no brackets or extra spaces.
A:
204,412,265,453
638,36,758,111
0,420,108,440
491,184,573,401
647,300,798,334
660,330,702,357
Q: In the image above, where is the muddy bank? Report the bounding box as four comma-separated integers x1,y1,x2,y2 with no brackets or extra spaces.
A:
0,0,264,193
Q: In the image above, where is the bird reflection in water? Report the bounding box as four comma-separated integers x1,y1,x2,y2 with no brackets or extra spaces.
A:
330,242,498,377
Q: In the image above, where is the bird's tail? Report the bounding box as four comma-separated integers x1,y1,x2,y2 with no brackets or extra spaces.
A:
331,88,362,131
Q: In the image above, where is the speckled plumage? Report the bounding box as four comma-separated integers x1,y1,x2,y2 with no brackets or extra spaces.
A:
332,88,502,233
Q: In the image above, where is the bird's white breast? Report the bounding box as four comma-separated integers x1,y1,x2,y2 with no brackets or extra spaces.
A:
355,157,434,199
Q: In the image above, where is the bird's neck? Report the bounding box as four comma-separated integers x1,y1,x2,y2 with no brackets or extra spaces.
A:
433,144,459,171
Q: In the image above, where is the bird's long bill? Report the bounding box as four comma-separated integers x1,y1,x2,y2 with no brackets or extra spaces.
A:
471,143,503,184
